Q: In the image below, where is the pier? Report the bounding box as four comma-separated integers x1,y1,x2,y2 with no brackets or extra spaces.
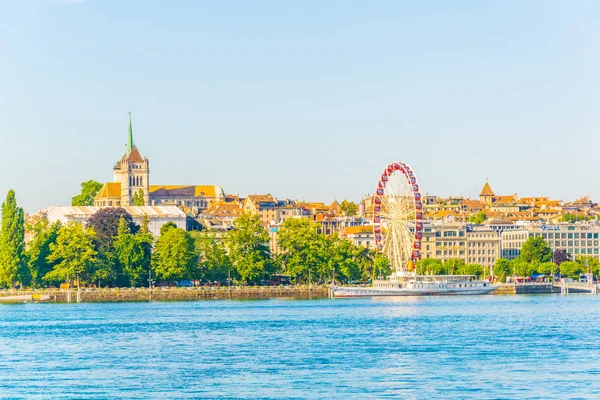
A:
495,282,599,295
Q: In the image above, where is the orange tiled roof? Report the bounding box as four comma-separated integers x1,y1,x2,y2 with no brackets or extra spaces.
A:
206,201,243,217
247,194,275,203
95,182,121,199
480,181,495,196
127,147,144,163
494,195,517,203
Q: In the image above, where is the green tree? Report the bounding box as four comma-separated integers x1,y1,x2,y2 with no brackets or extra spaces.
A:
559,261,582,279
339,200,358,216
354,246,377,282
160,221,178,236
457,263,484,277
0,190,28,287
71,180,103,206
327,234,361,283
26,218,61,288
113,217,153,286
417,258,445,275
512,260,537,277
537,261,558,277
152,227,197,282
494,259,511,282
45,223,97,284
192,231,232,284
373,254,392,280
468,211,487,224
576,256,600,276
518,236,552,263
277,217,327,283
132,189,145,206
92,251,118,288
444,258,466,274
226,213,273,284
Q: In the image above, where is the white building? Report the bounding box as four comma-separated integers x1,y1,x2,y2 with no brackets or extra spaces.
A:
500,223,600,260
45,206,187,237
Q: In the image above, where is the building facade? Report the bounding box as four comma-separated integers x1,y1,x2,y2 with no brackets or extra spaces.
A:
45,205,187,237
95,113,225,212
501,223,600,260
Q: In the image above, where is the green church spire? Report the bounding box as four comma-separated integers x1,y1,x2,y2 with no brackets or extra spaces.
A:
127,110,134,152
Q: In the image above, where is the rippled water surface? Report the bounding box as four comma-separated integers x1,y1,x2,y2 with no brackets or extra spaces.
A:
1,295,599,399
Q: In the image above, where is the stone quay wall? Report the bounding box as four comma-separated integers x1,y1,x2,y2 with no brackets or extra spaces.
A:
0,286,329,303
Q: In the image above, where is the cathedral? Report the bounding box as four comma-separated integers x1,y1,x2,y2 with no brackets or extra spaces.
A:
94,113,225,212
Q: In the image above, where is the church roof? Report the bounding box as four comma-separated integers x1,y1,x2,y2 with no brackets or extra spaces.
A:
149,185,221,198
480,181,495,196
95,182,121,199
126,146,144,163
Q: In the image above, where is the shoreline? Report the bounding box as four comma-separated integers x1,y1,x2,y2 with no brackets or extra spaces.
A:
0,286,330,303
0,283,597,303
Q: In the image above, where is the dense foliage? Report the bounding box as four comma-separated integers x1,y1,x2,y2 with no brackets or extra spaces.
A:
468,211,487,224
132,189,145,206
225,213,273,283
339,200,358,216
416,258,485,277
71,180,103,206
0,190,28,287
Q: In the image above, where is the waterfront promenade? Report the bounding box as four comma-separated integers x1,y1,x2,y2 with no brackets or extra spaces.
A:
0,285,329,303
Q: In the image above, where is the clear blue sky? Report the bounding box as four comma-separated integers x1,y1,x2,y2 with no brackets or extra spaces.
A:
1,0,599,213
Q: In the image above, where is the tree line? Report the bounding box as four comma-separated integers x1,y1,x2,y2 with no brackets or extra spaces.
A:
0,190,388,289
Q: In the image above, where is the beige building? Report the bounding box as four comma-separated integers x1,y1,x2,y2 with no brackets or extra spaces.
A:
243,194,279,226
341,221,500,270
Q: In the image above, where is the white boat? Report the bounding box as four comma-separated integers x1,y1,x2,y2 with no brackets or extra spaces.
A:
330,273,497,297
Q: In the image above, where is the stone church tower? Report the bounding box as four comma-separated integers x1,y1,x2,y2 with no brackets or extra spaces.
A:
113,112,150,206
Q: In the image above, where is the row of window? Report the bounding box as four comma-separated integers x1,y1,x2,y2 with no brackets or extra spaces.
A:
541,232,599,240
468,249,494,255
504,240,599,249
129,175,144,187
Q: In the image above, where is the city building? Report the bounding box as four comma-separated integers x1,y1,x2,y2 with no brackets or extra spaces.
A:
44,205,187,237
95,113,225,212
501,223,600,260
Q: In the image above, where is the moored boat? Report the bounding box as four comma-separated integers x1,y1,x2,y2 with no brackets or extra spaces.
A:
331,273,497,297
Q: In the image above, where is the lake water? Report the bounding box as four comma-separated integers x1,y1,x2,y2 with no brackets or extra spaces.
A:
0,295,599,399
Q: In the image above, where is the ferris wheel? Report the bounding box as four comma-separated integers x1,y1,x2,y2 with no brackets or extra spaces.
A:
373,162,423,272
